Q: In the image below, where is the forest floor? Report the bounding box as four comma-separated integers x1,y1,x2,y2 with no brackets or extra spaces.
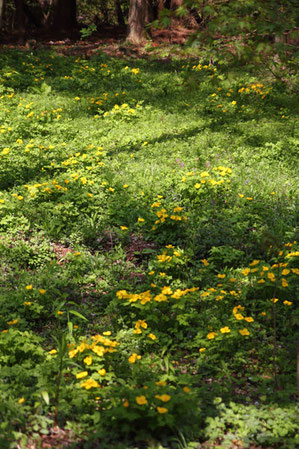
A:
0,37,298,449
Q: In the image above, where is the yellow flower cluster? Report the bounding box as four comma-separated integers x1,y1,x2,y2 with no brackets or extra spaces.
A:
117,286,199,305
153,204,187,228
182,166,232,190
68,334,118,359
238,82,271,99
128,353,142,363
133,320,148,334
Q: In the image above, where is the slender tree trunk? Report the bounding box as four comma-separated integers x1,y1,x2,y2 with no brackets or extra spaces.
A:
127,0,147,44
0,0,4,29
52,0,77,32
14,0,26,35
114,0,125,26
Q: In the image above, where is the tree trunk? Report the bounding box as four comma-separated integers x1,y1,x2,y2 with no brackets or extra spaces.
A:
127,0,146,44
52,0,77,32
114,0,125,26
14,0,26,35
0,0,4,29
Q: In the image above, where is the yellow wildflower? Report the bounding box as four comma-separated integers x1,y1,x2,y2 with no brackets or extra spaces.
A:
157,407,168,413
76,371,88,379
220,326,230,334
136,395,147,405
239,328,250,336
155,394,171,402
80,379,100,389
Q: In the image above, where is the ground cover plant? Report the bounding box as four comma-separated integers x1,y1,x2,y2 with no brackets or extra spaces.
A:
0,44,298,449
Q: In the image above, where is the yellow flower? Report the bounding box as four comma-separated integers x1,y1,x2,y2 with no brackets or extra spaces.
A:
148,271,155,275
135,320,147,329
39,289,46,295
128,353,141,363
239,328,250,336
154,293,168,302
57,310,64,315
220,326,231,334
242,268,250,276
201,259,209,266
80,379,100,389
25,285,33,290
84,356,92,365
207,332,217,339
155,394,171,402
138,218,145,222
117,290,129,299
123,400,129,407
217,274,226,279
199,347,206,353
18,398,25,404
282,269,290,276
194,183,201,189
183,387,190,393
238,194,244,198
98,369,106,376
136,395,147,405
76,371,88,379
148,333,156,340
120,226,128,230
200,171,209,178
250,260,260,266
8,319,18,325
69,349,78,358
156,380,167,386
49,349,57,355
24,301,32,306
234,314,244,320
157,406,168,413
102,331,111,336
283,300,292,306
267,272,275,282
281,278,288,287
244,317,254,322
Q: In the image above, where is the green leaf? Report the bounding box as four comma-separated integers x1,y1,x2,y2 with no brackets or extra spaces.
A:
68,310,88,321
41,391,49,405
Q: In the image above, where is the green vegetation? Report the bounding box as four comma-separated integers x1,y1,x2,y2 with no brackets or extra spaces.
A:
0,46,298,448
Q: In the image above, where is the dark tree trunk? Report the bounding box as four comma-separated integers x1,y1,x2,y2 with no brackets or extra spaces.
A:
114,0,125,26
22,0,50,29
14,0,26,35
0,0,4,29
127,0,147,44
52,0,77,32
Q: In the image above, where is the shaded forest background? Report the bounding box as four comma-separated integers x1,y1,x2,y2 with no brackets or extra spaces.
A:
0,0,298,68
